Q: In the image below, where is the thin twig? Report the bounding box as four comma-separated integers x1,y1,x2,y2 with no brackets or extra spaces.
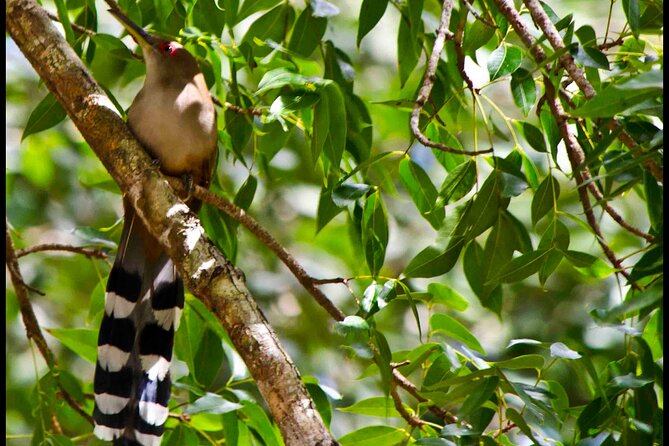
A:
462,0,497,28
494,421,518,437
607,119,663,183
598,36,625,51
390,380,427,428
16,243,109,260
495,0,652,277
454,8,475,93
523,0,596,99
544,79,632,283
410,0,492,155
392,369,458,424
585,182,655,243
6,220,95,425
521,0,662,184
45,10,95,36
223,101,264,116
188,184,346,322
312,277,348,285
521,2,657,241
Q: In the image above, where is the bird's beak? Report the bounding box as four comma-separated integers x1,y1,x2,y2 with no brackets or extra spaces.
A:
108,7,157,51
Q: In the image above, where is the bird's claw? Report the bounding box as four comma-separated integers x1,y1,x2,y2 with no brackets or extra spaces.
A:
182,174,194,202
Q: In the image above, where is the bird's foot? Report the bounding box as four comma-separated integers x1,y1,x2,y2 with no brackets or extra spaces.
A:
181,174,194,202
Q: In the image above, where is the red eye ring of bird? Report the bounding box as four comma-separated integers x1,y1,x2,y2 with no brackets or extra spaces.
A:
159,42,178,57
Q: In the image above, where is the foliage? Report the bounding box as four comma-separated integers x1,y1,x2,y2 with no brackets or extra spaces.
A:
6,0,663,445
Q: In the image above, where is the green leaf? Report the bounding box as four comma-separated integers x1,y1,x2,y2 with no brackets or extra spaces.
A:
623,0,640,37
164,425,200,446
304,380,333,428
426,283,469,311
237,0,282,23
439,160,477,204
590,286,662,323
258,120,292,161
404,238,465,278
549,342,581,359
316,180,344,232
338,397,402,418
191,0,226,37
644,172,663,233
459,376,499,417
194,328,224,387
463,19,496,53
571,70,663,118
22,93,67,141
240,401,281,446
45,328,97,363
257,68,328,95
357,0,388,46
234,175,257,210
54,0,75,44
518,121,547,153
540,108,561,156
492,249,551,284
332,182,372,207
399,159,444,229
335,315,370,335
487,45,522,81
430,313,486,355
339,426,407,446
288,6,327,57
531,175,559,226
311,83,347,167
468,171,505,239
344,93,373,163
423,352,454,387
493,354,545,370
185,393,243,415
510,68,536,117
397,9,421,87
241,4,295,56
357,0,389,46
505,407,541,444
361,191,388,276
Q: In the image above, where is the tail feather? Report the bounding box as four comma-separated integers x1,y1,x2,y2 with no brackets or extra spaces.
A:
94,209,184,446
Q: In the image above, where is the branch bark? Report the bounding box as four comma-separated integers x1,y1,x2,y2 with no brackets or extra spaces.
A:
6,1,337,444
410,0,492,155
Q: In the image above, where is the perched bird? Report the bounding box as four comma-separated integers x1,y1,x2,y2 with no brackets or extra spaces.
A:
93,7,217,446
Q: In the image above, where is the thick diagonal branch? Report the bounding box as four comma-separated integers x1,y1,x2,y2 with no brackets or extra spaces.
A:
6,1,336,444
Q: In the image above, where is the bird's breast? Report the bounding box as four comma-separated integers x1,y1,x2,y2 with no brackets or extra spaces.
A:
127,81,217,178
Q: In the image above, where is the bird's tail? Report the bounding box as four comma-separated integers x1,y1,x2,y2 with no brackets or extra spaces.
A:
93,205,184,446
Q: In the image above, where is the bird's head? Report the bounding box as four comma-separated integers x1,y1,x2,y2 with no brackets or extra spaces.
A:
108,7,200,83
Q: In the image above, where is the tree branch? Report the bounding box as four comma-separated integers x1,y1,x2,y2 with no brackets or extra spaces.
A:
521,0,662,184
6,220,95,425
410,0,492,155
16,243,109,260
492,0,634,282
188,183,346,322
6,1,337,444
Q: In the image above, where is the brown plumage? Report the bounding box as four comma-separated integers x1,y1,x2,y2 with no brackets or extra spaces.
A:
93,8,217,446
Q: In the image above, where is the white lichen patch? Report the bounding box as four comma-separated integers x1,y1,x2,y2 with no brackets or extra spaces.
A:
183,225,204,251
86,94,121,117
193,258,215,279
166,203,190,217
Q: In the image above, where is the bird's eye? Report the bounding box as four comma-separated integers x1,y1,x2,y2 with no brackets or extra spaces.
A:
159,43,176,56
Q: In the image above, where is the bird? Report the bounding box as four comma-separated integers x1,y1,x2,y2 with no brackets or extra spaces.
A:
92,7,217,446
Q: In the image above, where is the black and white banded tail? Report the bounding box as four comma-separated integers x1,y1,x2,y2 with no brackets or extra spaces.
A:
94,206,184,446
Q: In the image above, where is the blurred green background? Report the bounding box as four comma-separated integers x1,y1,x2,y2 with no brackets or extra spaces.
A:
6,0,658,441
